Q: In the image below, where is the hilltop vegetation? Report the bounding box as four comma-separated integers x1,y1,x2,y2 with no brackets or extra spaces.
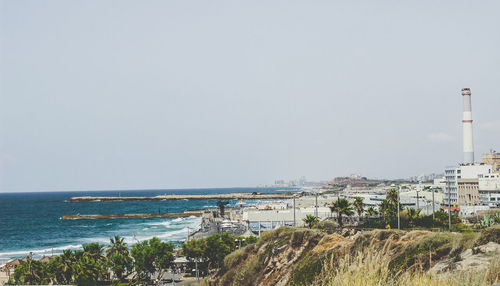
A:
204,226,500,286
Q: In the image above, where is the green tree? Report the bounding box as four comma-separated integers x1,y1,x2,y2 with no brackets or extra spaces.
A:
379,199,390,220
434,209,461,228
13,257,51,285
131,237,175,281
379,189,402,220
365,206,378,217
353,197,365,219
329,198,354,228
47,250,74,284
108,253,133,282
182,233,248,274
82,243,106,264
407,207,421,227
303,214,319,229
242,236,258,245
387,188,398,203
106,235,128,258
106,236,132,282
182,237,208,275
204,233,236,269
73,255,102,286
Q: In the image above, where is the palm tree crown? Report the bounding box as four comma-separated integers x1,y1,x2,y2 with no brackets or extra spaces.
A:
365,206,378,217
329,198,354,227
303,215,319,229
107,235,129,258
407,207,421,227
353,197,365,218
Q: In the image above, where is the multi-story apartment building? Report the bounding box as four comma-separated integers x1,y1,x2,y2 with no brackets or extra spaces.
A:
444,164,493,206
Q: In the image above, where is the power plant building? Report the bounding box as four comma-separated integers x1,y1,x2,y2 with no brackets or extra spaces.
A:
444,88,500,207
482,150,500,173
444,164,492,206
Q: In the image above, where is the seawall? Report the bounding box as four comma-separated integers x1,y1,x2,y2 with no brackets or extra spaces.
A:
61,211,203,220
67,193,294,202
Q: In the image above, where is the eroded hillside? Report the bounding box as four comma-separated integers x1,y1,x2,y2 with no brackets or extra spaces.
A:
203,226,500,286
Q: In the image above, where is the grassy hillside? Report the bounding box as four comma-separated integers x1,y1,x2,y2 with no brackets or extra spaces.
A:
204,226,500,286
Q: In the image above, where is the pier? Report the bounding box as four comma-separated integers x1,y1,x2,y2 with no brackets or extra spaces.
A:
67,192,294,202
61,211,203,220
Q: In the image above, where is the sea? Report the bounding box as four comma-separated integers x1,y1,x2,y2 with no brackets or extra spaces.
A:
0,188,289,262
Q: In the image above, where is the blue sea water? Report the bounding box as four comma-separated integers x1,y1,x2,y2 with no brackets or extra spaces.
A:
0,188,286,261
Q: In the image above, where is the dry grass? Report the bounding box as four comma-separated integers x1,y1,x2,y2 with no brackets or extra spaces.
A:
317,243,500,286
310,234,347,254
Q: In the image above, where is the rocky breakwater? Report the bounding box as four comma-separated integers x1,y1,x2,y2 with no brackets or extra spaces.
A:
67,193,294,202
62,210,203,220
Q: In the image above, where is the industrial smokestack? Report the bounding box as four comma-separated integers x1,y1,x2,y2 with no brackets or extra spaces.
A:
462,88,474,164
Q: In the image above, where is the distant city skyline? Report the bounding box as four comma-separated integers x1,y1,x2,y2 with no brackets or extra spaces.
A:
1,0,500,192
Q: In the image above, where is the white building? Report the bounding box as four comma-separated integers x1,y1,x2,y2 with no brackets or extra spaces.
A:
478,172,500,207
444,164,493,206
433,177,446,191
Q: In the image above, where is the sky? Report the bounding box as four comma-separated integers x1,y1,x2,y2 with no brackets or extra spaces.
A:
1,0,500,192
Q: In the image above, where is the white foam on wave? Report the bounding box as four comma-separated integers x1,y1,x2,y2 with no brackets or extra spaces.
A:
0,244,82,260
127,228,190,243
144,221,171,227
1,217,202,260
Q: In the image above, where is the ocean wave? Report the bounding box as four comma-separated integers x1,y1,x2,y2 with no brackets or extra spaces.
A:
129,228,190,243
1,218,202,260
0,244,82,260
144,220,170,226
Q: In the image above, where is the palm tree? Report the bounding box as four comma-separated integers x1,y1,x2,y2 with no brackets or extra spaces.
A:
83,243,106,264
407,207,421,227
379,199,390,220
329,198,354,228
107,236,132,282
303,215,319,229
107,235,128,258
365,206,378,217
353,197,365,219
57,249,75,284
387,189,398,204
24,257,41,285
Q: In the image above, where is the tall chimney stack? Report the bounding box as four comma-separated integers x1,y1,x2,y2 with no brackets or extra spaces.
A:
462,88,474,164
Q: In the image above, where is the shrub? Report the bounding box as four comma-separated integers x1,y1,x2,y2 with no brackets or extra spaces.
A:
474,225,500,246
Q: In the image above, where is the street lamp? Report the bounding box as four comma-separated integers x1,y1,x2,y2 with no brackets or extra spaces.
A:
192,259,200,283
397,186,401,230
448,184,452,232
432,187,436,221
416,189,420,210
235,238,245,249
293,196,296,227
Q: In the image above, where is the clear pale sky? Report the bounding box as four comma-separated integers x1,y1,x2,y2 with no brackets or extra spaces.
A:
1,0,499,192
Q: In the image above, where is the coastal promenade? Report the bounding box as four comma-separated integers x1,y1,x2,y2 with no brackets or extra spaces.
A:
67,192,294,202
